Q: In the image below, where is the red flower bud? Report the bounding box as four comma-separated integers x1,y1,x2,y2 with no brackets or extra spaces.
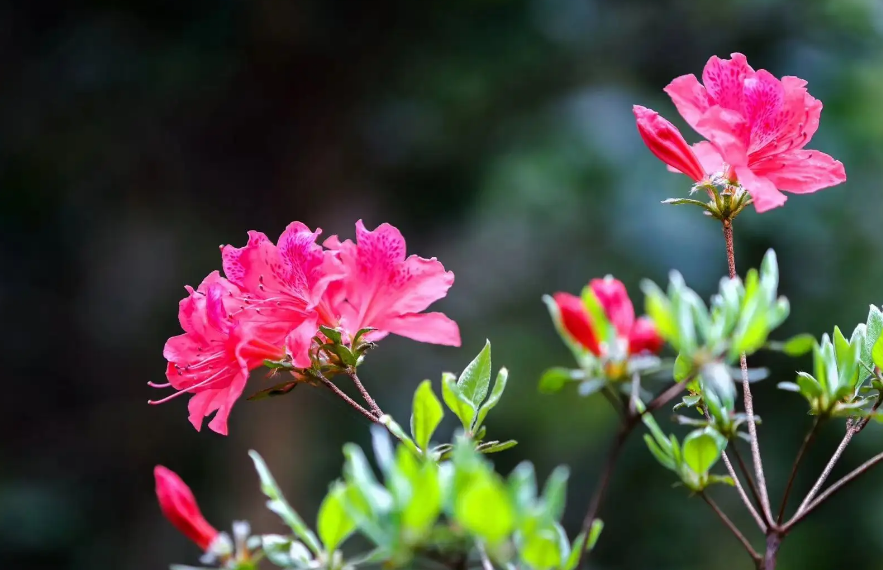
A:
633,105,706,182
628,316,664,356
589,277,635,338
552,292,601,355
154,466,219,551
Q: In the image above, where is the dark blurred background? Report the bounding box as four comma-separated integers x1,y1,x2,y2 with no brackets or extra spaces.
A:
4,0,883,569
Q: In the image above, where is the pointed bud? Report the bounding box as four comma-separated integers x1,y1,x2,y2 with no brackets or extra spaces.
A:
633,105,706,182
154,466,219,551
553,293,601,355
628,316,664,356
589,277,635,338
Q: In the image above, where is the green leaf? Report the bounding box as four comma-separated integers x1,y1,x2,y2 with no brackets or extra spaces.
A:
642,280,679,348
454,474,515,544
682,429,725,475
458,340,493,411
442,372,475,430
317,484,356,553
864,306,883,367
644,434,675,470
398,448,443,535
475,367,508,429
411,380,444,451
581,285,613,343
540,466,569,521
246,380,300,401
520,528,563,570
874,329,883,371
561,521,604,570
342,444,390,517
539,367,576,394
577,379,606,397
318,325,343,344
781,334,816,357
249,451,322,555
478,440,519,454
378,415,422,457
508,462,537,513
673,353,692,383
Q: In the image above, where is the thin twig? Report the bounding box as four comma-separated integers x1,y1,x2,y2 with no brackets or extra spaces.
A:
794,420,857,515
574,378,688,568
720,451,767,532
776,417,821,524
782,449,883,532
318,375,378,423
700,405,766,531
629,372,641,415
723,219,774,527
700,493,762,564
730,444,765,514
347,369,383,417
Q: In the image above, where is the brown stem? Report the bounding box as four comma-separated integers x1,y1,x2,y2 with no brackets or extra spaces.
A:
721,450,767,531
318,375,379,423
700,493,761,564
723,219,774,526
476,542,495,570
347,369,383,417
730,444,765,514
782,449,883,533
575,379,688,568
795,420,856,514
763,533,781,570
776,417,821,524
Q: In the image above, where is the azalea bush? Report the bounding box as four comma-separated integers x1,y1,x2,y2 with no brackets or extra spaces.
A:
149,54,883,570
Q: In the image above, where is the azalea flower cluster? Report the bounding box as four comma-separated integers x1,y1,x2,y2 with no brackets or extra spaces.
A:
152,220,461,435
634,52,846,212
553,276,663,379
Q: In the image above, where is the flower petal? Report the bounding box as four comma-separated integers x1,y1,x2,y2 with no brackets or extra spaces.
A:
664,73,711,130
590,277,635,337
701,52,755,113
752,149,846,194
381,312,461,346
553,292,600,355
734,166,788,213
695,106,750,167
628,317,664,356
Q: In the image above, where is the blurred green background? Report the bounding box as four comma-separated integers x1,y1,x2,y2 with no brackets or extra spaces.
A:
4,0,883,568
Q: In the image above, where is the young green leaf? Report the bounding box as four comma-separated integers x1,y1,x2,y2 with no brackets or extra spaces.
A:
540,466,569,521
641,279,679,348
411,380,444,451
442,372,476,430
317,484,356,553
454,474,515,544
673,353,692,382
475,368,508,429
508,461,538,514
682,429,725,476
249,450,322,555
874,329,883,371
458,340,493,410
398,449,443,535
781,333,816,357
477,440,518,454
644,434,675,470
520,527,563,570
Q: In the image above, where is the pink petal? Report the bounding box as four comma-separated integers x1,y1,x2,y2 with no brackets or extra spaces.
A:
691,141,726,174
701,52,755,112
221,231,289,295
552,292,601,355
628,316,664,355
276,222,346,308
749,76,822,159
695,106,750,167
589,277,635,337
206,372,249,436
382,312,461,346
284,316,320,369
743,70,785,147
664,74,711,130
734,166,787,213
752,149,846,194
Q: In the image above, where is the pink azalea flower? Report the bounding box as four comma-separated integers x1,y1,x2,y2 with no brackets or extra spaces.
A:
325,220,461,347
221,222,347,368
154,465,219,551
663,52,846,212
154,272,285,435
553,277,663,360
633,105,707,183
